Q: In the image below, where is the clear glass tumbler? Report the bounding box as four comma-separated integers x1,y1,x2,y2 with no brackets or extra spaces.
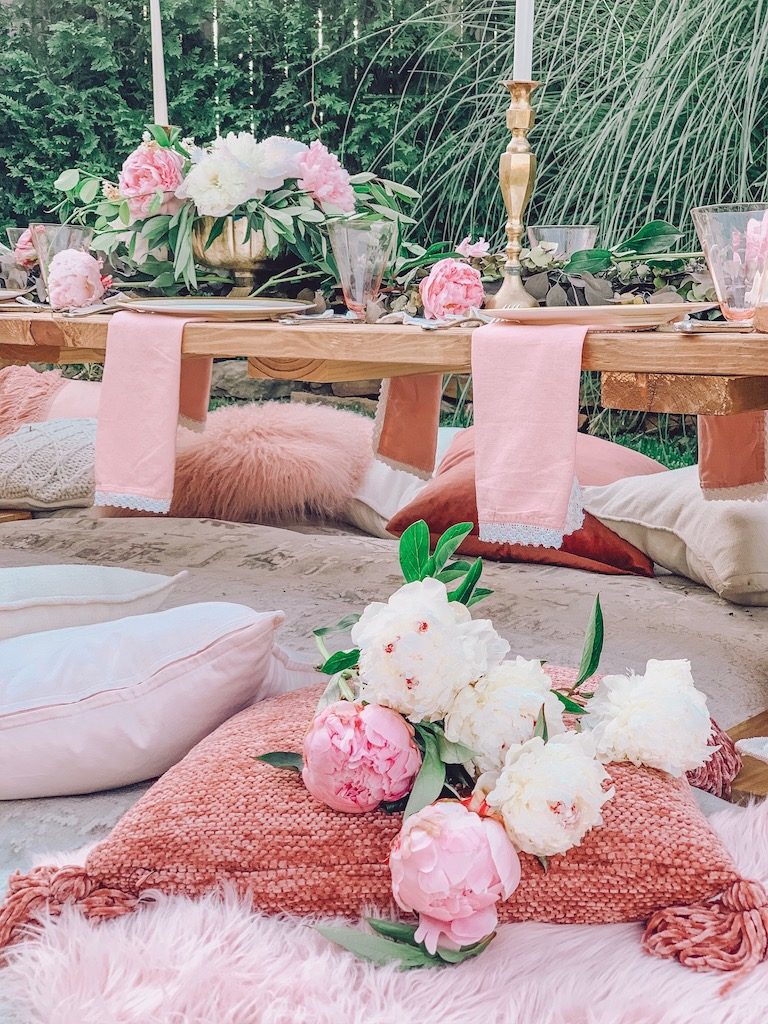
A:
527,224,599,259
327,219,395,317
691,204,768,322
29,223,94,304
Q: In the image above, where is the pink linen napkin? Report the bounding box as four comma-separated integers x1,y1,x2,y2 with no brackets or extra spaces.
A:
94,311,212,513
471,321,588,547
373,374,443,479
698,411,768,500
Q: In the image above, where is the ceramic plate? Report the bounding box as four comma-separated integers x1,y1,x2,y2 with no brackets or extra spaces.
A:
116,297,314,320
475,302,717,331
0,288,31,301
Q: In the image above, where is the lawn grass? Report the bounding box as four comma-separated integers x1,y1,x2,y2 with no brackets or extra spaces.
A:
614,433,697,470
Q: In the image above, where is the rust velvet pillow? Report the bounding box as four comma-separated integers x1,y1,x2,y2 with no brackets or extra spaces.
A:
387,429,658,577
0,677,745,961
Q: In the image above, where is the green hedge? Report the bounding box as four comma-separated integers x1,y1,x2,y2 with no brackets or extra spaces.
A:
0,0,445,229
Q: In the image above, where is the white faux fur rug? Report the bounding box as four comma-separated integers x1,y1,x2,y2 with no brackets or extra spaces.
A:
3,803,768,1024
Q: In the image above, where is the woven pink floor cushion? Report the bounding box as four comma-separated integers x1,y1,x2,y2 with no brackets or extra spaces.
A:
1,670,763,978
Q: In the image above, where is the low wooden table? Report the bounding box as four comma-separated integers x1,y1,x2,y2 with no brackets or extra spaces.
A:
3,311,768,416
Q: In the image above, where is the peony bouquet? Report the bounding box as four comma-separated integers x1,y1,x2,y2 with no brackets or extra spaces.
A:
50,124,421,295
259,521,716,968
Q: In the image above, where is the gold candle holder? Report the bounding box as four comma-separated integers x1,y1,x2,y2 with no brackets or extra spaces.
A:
485,80,540,310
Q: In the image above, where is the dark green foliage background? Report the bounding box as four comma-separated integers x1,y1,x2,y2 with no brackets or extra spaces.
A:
0,0,457,230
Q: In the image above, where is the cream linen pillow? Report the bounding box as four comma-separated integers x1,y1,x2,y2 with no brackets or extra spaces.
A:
583,465,768,605
0,564,186,641
0,602,315,799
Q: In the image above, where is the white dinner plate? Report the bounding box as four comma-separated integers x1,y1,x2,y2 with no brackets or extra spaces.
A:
116,297,314,320
0,288,31,301
475,302,717,331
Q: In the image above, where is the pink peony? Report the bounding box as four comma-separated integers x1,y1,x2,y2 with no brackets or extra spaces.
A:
119,142,185,219
456,236,490,259
47,249,106,310
13,227,38,269
297,140,355,214
302,701,422,814
390,801,520,954
419,258,485,320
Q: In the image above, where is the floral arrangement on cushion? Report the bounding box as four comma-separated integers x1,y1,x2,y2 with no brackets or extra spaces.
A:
0,524,763,981
249,521,763,973
49,124,419,294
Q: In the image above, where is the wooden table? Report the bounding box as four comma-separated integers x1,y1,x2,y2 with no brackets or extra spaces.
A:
3,311,768,415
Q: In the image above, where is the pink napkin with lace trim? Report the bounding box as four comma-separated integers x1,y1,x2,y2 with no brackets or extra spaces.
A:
373,374,443,479
698,411,768,500
94,311,212,513
471,321,588,548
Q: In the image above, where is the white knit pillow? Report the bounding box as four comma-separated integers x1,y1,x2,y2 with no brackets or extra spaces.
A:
0,418,95,510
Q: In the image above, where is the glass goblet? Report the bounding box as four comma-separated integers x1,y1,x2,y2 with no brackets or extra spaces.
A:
327,219,396,318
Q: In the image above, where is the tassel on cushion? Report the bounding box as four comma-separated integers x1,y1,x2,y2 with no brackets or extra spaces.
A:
0,864,139,960
643,879,768,983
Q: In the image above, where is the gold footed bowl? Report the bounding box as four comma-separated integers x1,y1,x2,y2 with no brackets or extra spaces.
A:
192,216,273,292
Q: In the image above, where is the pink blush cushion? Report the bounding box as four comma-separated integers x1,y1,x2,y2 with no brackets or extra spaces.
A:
73,678,738,924
0,602,315,799
46,379,101,421
574,431,666,485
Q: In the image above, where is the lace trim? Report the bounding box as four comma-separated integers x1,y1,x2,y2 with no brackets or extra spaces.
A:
479,478,585,549
702,412,768,503
94,491,170,514
178,414,206,433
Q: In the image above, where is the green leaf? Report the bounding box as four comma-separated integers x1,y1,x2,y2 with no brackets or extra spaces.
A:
54,169,80,192
425,522,473,576
299,208,326,223
435,934,495,963
553,692,587,716
563,249,613,275
537,855,550,873
366,918,419,943
313,614,361,639
255,751,303,772
315,926,436,968
404,729,445,818
148,189,164,216
448,558,483,605
466,587,493,607
347,172,378,184
533,704,549,742
398,520,431,582
145,124,171,147
203,216,227,251
435,729,476,765
118,200,131,226
614,220,684,256
574,595,604,688
78,177,100,204
320,648,360,675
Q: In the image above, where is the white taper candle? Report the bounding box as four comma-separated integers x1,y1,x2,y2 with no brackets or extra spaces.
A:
149,0,169,126
513,0,535,82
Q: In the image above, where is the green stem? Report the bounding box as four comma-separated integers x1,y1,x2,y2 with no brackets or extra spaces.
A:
250,263,317,296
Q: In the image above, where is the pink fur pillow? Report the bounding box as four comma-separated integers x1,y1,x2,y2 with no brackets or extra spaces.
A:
3,670,762,979
0,366,100,439
101,402,374,523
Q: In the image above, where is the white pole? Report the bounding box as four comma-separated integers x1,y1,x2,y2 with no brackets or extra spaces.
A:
149,0,169,126
513,0,535,82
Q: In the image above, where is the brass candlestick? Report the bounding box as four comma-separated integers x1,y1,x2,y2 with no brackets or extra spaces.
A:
486,80,540,310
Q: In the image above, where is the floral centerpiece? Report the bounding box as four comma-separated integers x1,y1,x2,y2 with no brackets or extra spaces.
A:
51,125,420,295
259,520,715,967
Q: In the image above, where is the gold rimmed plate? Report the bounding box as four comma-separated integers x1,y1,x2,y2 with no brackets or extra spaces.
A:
474,302,717,331
115,297,314,321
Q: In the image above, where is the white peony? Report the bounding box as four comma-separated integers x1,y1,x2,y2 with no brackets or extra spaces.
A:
215,133,307,195
351,577,509,723
486,733,613,857
444,657,567,772
583,659,714,776
175,150,249,217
